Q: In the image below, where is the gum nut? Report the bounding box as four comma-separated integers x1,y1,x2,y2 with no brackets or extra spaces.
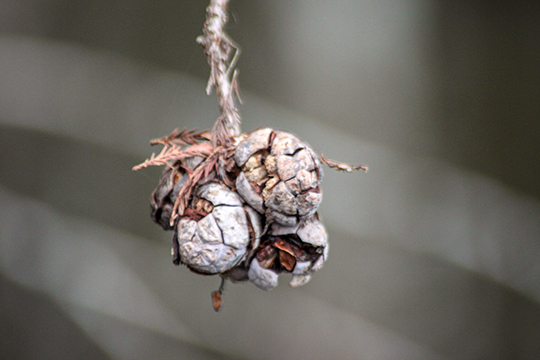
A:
293,149,316,171
297,216,328,247
177,219,197,244
236,172,264,213
292,260,312,275
212,206,249,249
265,181,296,215
248,258,279,291
296,191,322,217
244,205,263,240
289,274,312,288
276,154,300,181
271,131,304,156
268,209,298,227
235,128,273,166
196,213,223,244
198,183,243,206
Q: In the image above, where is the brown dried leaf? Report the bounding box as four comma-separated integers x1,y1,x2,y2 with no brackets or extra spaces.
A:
320,154,368,173
211,290,222,312
274,237,303,258
256,245,278,269
274,237,295,256
278,250,296,272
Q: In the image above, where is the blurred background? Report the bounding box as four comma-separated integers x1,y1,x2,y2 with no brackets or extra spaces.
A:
1,0,539,359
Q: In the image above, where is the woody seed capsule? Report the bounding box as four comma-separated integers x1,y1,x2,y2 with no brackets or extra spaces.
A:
175,183,262,275
247,213,328,290
235,128,323,227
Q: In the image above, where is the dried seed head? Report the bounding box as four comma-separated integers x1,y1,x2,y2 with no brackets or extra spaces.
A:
175,183,262,275
151,165,188,230
235,128,323,226
248,214,328,288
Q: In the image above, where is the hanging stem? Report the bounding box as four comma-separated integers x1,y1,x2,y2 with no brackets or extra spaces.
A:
197,0,242,147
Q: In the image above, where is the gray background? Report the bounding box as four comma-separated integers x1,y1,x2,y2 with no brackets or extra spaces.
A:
1,1,540,359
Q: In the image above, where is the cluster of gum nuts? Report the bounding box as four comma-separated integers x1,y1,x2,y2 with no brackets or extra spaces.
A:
151,128,328,290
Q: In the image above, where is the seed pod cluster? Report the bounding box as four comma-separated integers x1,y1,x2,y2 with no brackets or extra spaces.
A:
142,127,331,299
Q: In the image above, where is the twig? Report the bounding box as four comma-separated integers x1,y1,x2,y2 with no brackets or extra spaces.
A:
320,154,369,172
197,0,242,146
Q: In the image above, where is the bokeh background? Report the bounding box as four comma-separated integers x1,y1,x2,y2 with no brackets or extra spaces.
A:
1,1,540,359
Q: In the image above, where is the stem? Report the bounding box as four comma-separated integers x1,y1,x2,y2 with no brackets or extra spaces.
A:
197,0,242,146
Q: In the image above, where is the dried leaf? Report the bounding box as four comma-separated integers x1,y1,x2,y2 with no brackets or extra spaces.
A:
256,245,278,269
278,250,296,272
211,290,222,312
274,237,303,258
320,154,368,172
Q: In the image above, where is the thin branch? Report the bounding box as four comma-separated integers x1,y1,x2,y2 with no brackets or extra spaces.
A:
320,154,369,173
197,0,242,146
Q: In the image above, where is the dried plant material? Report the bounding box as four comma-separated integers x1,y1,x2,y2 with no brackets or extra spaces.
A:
248,257,279,291
174,183,260,275
134,0,367,310
197,0,241,146
235,128,323,227
211,290,223,312
320,154,368,173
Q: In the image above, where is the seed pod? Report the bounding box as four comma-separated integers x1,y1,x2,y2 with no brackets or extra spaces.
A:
173,182,262,275
247,213,328,290
150,155,206,230
150,165,188,231
235,128,323,227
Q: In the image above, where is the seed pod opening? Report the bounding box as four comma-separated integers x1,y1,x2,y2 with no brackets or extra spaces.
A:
235,128,323,227
248,213,328,289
